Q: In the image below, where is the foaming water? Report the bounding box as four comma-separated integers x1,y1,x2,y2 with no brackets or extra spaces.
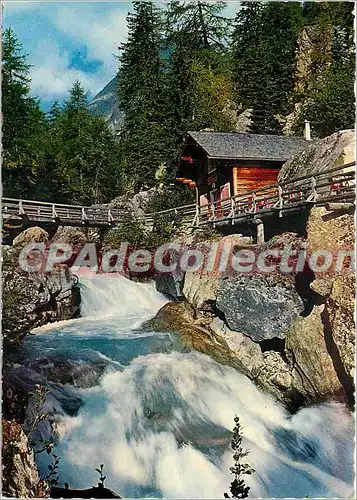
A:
79,274,168,320
26,275,354,499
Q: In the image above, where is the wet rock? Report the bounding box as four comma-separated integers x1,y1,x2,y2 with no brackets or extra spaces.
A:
216,274,304,341
149,301,196,331
28,356,108,389
13,227,49,247
154,272,185,300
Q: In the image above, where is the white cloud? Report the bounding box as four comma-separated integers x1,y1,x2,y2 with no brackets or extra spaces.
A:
54,4,130,74
30,40,107,101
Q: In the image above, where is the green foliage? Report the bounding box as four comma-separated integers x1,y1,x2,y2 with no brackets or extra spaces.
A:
162,0,234,178
166,1,230,50
117,1,168,190
2,28,48,197
225,416,254,498
45,454,61,487
296,2,355,137
3,3,355,207
44,81,124,204
103,217,147,250
299,61,355,138
2,28,124,205
231,2,303,134
148,186,194,213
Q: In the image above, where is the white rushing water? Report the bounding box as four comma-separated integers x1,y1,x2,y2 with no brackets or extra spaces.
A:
28,274,354,498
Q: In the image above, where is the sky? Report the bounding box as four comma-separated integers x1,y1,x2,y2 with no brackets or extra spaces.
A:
3,1,241,110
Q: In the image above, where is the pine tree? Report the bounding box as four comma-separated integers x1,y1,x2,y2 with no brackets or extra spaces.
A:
225,416,254,499
2,28,47,197
166,0,230,51
117,1,168,190
162,0,233,178
49,81,123,204
231,1,264,110
231,2,303,134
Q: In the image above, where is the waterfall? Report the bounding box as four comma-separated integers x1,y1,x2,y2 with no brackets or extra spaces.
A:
79,274,168,319
26,275,354,499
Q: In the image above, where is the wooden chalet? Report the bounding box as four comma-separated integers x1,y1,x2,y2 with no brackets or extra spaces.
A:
177,131,309,207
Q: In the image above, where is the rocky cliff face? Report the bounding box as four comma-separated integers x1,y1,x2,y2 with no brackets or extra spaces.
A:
87,76,123,133
2,229,81,344
2,419,47,498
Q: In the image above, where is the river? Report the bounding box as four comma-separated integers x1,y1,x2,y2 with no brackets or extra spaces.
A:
17,274,354,498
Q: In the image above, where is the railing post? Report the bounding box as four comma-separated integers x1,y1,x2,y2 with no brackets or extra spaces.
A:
194,204,200,227
252,192,257,213
278,185,283,218
108,209,113,224
19,200,25,215
52,204,58,219
211,202,216,227
81,207,87,223
311,176,317,202
230,198,235,225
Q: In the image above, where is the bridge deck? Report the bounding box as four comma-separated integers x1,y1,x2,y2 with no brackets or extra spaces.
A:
2,162,355,230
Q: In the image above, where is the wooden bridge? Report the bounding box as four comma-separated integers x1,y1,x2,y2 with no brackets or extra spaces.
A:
2,162,355,231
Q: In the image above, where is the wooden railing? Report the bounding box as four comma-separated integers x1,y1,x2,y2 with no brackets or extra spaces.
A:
2,162,355,229
197,161,355,226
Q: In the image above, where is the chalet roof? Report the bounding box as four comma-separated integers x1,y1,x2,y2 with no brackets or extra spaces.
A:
187,131,309,161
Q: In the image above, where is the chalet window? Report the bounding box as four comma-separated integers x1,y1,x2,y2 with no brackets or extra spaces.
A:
208,159,217,174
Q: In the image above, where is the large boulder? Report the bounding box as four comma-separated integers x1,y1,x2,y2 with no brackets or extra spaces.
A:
51,226,87,252
216,274,304,342
183,271,220,308
108,188,157,218
286,305,344,402
13,227,49,247
150,302,298,407
2,247,80,344
278,129,355,182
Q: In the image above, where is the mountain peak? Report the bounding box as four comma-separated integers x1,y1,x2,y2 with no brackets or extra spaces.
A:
87,76,123,132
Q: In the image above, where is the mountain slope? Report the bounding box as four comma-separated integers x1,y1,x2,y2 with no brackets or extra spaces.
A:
87,76,123,132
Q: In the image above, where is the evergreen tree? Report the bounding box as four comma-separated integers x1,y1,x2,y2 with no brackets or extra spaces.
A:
166,0,230,51
163,0,233,180
117,1,167,190
50,81,124,204
231,1,264,110
231,2,303,134
2,28,47,197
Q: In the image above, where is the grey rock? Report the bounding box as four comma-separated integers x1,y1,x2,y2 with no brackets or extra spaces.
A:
2,247,80,343
278,129,355,182
51,225,87,250
216,275,304,341
108,188,157,218
154,272,185,300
